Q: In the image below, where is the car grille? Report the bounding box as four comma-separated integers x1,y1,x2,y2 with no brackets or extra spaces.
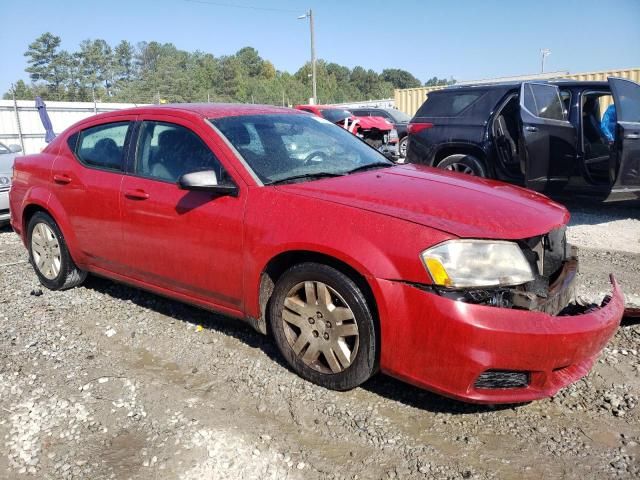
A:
474,370,529,389
522,226,568,278
0,185,9,193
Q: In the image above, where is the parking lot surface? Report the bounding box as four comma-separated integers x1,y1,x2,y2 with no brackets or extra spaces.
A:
1,201,639,479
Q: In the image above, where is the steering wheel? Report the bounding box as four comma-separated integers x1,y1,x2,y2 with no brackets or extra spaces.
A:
303,151,329,165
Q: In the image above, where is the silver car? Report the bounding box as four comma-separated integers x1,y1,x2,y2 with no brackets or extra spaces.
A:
0,142,22,225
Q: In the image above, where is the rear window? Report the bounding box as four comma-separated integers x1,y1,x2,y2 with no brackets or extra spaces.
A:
415,91,485,117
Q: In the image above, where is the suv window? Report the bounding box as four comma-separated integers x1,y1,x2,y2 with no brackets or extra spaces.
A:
76,122,130,170
135,121,227,183
416,91,484,117
613,79,640,122
523,84,566,121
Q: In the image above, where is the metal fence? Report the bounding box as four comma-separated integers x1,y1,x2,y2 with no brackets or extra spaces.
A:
0,99,146,155
394,67,640,116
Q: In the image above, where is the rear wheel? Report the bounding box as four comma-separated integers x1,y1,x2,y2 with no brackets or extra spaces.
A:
438,154,487,177
27,212,87,290
269,263,377,391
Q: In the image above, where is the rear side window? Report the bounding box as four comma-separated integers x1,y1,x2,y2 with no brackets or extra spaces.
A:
416,91,485,117
75,122,130,170
523,84,566,121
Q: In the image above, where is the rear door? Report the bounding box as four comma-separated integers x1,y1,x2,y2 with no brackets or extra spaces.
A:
519,82,577,191
608,77,640,190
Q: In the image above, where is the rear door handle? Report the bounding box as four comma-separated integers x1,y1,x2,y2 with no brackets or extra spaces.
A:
53,174,72,185
524,126,538,132
124,189,150,200
624,133,640,140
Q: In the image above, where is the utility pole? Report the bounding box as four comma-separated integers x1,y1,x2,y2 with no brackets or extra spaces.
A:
540,48,551,73
298,9,317,104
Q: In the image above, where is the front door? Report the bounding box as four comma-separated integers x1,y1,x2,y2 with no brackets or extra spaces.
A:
608,77,640,193
119,116,246,312
519,82,577,192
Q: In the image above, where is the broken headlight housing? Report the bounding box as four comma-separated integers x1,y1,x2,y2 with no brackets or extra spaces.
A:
421,240,535,288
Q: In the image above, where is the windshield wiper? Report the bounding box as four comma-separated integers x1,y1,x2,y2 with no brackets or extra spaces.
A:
344,162,393,175
268,172,345,185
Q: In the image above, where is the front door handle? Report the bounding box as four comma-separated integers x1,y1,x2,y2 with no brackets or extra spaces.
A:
124,189,150,200
53,174,72,185
624,133,640,140
524,126,538,132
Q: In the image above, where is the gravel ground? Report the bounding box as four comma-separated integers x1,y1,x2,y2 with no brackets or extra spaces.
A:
1,203,639,479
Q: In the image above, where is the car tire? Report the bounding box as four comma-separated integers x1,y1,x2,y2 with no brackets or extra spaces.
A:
437,154,487,177
269,262,377,391
399,137,408,159
27,212,87,290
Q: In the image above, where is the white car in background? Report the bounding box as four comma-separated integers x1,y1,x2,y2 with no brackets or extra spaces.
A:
0,141,22,225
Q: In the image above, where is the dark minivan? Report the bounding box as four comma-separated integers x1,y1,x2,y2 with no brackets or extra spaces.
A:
406,78,640,200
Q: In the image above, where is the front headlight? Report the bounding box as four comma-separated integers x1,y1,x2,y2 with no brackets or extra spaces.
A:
421,240,534,288
0,176,10,187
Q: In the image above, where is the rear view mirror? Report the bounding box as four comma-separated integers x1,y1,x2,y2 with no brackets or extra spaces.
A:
8,144,22,153
178,170,238,196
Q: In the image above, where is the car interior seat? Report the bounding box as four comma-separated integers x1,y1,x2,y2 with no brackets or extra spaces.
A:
93,138,121,169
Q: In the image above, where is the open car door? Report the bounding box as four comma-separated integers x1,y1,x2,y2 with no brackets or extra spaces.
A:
608,77,640,197
519,82,576,192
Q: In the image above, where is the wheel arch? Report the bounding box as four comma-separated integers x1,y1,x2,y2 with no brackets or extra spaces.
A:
251,250,380,350
434,143,488,165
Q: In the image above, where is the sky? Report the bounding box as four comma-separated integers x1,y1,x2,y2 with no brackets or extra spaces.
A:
1,0,639,94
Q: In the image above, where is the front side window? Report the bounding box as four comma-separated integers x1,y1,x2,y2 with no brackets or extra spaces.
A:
76,122,130,170
212,113,392,184
523,84,566,121
135,121,227,183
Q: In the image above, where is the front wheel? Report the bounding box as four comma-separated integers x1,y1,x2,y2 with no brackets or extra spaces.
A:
269,263,377,391
27,212,87,290
437,154,487,177
399,137,408,158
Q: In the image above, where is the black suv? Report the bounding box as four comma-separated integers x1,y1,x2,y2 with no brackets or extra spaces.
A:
406,78,640,200
349,108,411,158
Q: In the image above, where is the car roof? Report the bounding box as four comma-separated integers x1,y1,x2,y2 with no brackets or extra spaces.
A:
435,79,610,93
97,103,302,120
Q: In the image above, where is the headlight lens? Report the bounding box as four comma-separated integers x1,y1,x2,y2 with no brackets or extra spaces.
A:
0,176,10,186
421,240,534,288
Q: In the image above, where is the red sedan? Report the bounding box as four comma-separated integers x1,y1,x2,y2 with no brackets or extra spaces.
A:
9,104,624,404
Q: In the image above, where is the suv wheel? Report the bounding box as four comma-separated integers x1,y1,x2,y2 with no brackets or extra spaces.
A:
27,212,87,290
438,154,487,177
399,137,408,158
269,263,377,391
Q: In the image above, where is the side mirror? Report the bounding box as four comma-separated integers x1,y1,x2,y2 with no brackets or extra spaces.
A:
178,170,238,196
8,144,22,153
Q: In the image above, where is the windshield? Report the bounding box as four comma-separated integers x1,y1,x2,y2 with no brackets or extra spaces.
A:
0,142,10,154
386,109,411,123
319,109,352,123
211,113,392,184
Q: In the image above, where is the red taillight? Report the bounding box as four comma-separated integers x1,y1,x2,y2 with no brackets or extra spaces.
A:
407,122,433,135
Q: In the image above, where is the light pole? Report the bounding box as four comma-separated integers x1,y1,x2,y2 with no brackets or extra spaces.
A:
540,48,551,73
298,9,317,104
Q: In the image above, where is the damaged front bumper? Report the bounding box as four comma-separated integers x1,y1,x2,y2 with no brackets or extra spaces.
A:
376,266,624,404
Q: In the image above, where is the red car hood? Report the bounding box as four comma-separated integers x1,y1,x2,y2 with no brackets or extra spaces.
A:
352,116,393,131
276,164,569,239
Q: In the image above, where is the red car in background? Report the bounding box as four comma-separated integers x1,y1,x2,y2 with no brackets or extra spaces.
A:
295,104,399,160
10,103,624,404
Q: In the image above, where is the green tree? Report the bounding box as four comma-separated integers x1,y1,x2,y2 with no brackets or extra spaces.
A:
424,76,456,87
24,32,66,98
381,68,421,89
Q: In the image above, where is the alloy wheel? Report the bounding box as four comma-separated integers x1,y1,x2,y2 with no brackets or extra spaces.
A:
444,162,476,175
31,222,61,280
281,281,359,374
